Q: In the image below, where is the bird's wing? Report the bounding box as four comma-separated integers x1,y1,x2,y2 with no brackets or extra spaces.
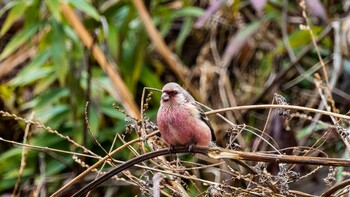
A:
195,103,216,141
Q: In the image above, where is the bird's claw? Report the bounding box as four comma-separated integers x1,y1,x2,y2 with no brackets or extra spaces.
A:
187,144,195,152
168,146,175,154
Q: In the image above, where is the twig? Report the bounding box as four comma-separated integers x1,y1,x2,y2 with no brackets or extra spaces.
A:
34,153,46,197
12,112,34,197
299,0,330,89
50,130,159,197
84,102,115,167
252,98,275,152
72,146,209,197
321,179,350,197
208,148,350,166
0,110,99,158
0,137,98,159
205,104,350,121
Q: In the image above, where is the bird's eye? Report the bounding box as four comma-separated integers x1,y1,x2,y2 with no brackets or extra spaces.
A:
173,90,178,94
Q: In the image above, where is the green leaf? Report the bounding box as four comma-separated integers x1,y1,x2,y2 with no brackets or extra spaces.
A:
171,7,204,18
45,0,61,21
100,97,126,120
0,1,18,17
107,22,119,58
175,16,193,54
0,148,22,165
50,20,68,85
9,50,52,86
36,105,70,123
36,87,70,107
0,23,41,61
34,71,58,94
131,33,147,92
0,178,16,192
46,158,72,175
0,1,27,36
88,104,100,135
10,67,53,87
67,0,100,20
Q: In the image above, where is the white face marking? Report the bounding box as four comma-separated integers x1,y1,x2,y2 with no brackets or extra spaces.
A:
175,92,187,104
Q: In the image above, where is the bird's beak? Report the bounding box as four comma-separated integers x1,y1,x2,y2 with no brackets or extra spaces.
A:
161,92,170,101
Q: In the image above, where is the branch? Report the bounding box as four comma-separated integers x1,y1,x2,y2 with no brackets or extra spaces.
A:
205,104,350,121
72,146,208,197
209,148,350,166
321,178,350,197
71,146,350,196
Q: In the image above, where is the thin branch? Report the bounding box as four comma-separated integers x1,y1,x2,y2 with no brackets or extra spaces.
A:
321,178,350,197
205,104,350,121
208,148,350,167
72,146,208,197
50,130,159,197
0,137,98,159
12,112,34,197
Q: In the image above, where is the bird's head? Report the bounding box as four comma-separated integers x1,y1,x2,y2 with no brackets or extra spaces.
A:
160,82,192,105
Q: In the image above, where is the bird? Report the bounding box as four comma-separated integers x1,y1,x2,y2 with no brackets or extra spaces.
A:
157,82,215,147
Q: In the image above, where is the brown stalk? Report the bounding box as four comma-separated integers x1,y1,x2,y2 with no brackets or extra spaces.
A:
209,148,350,166
59,3,140,119
12,112,34,197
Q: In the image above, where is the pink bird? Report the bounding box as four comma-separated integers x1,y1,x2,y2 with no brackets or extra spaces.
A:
157,82,215,147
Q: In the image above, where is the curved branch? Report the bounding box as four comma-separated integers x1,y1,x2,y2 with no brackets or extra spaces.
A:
321,179,350,197
72,147,208,197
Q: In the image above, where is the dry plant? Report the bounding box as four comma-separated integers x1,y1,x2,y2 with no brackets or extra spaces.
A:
1,83,350,196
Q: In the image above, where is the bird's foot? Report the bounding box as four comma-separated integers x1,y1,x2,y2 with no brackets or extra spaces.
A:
187,144,195,152
168,146,175,154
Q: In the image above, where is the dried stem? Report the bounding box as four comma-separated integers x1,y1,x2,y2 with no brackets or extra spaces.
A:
51,130,159,197
205,104,350,121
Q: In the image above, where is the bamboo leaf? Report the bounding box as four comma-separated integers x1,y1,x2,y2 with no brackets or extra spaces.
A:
67,0,100,20
45,0,61,21
0,23,41,61
9,50,51,86
0,2,27,36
